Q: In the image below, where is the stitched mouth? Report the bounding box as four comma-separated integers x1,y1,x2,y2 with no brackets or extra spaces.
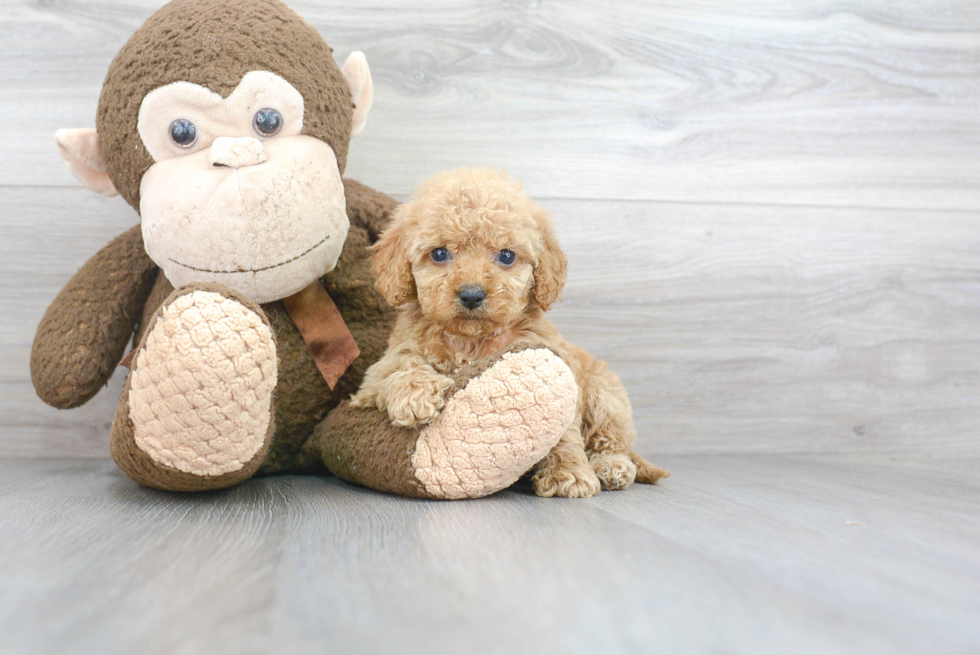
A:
169,235,330,274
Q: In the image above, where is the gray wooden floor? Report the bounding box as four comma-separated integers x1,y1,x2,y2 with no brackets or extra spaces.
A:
2,0,979,653
2,455,978,655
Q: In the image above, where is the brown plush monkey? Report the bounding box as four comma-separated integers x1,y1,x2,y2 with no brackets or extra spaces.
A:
31,0,580,498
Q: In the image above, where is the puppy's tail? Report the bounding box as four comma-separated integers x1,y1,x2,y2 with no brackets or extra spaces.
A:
631,451,671,484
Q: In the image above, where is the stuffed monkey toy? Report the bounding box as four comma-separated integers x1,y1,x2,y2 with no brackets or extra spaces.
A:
30,0,579,499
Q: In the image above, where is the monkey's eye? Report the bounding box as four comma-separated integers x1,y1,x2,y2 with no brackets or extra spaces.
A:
496,249,516,266
169,119,198,148
430,247,452,263
253,108,283,137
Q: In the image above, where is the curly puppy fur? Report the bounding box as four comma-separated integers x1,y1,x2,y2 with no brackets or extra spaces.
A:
351,167,669,498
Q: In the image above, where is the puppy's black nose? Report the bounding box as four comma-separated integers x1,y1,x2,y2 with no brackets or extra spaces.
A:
458,285,486,310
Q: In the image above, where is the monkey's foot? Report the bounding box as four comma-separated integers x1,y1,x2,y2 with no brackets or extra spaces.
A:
111,284,278,491
411,348,577,499
311,347,578,500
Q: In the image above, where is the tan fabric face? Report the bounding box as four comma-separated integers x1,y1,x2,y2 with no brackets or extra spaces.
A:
209,137,267,168
139,135,349,303
137,71,305,162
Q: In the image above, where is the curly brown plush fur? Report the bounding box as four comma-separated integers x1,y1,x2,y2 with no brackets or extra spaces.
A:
352,168,670,497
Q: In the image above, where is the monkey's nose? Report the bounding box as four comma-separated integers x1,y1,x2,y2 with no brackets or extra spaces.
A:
210,137,267,169
457,285,486,311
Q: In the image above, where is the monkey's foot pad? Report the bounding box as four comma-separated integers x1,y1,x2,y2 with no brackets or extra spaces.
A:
128,290,278,476
412,348,577,499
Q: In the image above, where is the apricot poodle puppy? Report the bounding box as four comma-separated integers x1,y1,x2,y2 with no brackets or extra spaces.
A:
351,167,669,497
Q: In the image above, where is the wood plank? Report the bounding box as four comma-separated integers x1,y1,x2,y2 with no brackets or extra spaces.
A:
0,455,977,654
2,0,978,208
4,187,978,457
547,198,980,456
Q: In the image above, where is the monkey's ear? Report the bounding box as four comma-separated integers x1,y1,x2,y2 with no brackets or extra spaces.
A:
371,215,415,307
55,128,119,197
341,52,374,138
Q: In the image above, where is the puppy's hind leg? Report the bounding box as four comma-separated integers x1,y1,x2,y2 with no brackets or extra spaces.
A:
631,452,671,485
583,369,669,488
532,424,602,498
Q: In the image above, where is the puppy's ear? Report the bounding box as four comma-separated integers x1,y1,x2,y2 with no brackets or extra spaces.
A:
371,211,415,307
532,209,567,311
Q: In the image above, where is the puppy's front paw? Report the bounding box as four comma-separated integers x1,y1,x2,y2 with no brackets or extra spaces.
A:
532,463,602,498
348,390,374,410
386,369,455,427
590,452,637,490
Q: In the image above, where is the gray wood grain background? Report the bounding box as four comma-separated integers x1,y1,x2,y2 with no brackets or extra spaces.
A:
2,0,978,458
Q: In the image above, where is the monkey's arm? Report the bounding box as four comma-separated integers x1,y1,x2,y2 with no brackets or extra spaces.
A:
31,224,158,409
343,178,399,242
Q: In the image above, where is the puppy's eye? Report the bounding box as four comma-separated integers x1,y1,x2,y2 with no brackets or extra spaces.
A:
496,249,516,266
169,119,198,148
430,247,451,263
253,108,283,137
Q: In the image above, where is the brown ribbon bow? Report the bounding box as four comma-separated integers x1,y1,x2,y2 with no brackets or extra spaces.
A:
282,281,361,390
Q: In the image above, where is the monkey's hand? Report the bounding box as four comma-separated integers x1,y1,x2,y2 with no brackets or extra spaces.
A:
31,225,157,409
